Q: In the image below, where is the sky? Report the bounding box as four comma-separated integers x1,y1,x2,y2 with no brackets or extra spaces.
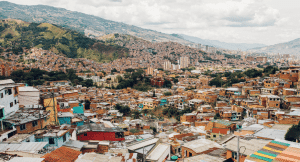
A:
2,0,300,45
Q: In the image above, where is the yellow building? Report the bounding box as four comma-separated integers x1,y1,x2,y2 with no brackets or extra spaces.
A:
143,98,154,110
41,95,58,125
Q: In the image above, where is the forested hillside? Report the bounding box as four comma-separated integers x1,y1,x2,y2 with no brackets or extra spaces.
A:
0,19,129,62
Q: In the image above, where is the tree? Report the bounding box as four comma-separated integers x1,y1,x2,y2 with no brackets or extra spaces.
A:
151,127,157,134
84,100,91,110
5,33,13,39
130,129,140,134
285,121,300,142
214,113,221,119
111,68,118,73
173,78,179,84
163,80,172,88
132,110,141,119
164,92,172,96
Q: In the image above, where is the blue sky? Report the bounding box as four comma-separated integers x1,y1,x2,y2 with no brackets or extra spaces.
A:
2,0,300,45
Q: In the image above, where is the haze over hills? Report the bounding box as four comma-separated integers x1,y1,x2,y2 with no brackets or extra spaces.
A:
0,1,270,51
249,38,300,55
0,1,192,45
176,34,266,51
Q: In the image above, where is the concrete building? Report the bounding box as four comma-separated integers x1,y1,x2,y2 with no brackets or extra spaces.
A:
180,57,189,69
18,86,40,106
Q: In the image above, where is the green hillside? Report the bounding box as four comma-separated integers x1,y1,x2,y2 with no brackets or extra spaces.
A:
0,19,129,62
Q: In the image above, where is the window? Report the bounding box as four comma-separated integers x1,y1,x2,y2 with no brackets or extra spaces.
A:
32,121,38,127
232,152,237,159
49,138,55,144
14,100,17,104
8,89,12,95
213,135,216,138
20,124,26,131
115,132,124,138
0,93,3,98
276,104,279,106
84,133,87,136
10,102,13,107
0,109,3,119
63,134,66,142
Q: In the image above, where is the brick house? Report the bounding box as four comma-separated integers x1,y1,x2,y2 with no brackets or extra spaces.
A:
181,139,223,158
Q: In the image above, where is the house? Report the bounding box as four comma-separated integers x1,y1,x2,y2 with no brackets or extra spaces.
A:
183,154,225,162
3,108,50,134
222,136,270,162
127,137,159,160
18,86,39,106
0,142,48,155
146,143,170,162
143,98,155,109
5,133,35,143
254,129,286,140
58,112,74,125
210,128,230,140
180,113,196,127
76,123,125,141
205,120,236,132
0,80,20,117
42,146,81,162
181,139,223,158
246,139,300,162
35,125,73,149
40,93,59,124
75,152,122,162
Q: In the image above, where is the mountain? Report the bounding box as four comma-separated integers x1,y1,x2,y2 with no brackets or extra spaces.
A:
0,19,128,62
248,38,300,55
0,1,191,45
178,34,266,51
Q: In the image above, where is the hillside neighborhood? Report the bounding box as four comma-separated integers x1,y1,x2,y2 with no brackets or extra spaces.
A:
0,43,300,162
1,1,300,162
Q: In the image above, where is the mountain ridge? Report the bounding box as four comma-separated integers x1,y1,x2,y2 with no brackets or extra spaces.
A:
248,38,300,55
0,1,192,45
178,34,266,51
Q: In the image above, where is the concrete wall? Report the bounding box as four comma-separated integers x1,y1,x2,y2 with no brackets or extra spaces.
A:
18,89,39,106
36,132,70,148
0,88,19,116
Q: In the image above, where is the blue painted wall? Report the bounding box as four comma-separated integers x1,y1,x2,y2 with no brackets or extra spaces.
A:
73,103,84,114
58,117,72,125
72,121,84,127
36,132,71,148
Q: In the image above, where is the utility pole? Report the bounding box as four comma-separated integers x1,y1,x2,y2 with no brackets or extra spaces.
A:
237,136,240,162
52,91,57,125
143,146,145,162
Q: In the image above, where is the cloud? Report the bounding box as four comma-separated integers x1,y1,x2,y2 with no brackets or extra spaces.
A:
2,0,295,45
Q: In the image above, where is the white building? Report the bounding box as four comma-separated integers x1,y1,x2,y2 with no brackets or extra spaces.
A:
180,56,189,69
0,79,19,117
163,61,172,71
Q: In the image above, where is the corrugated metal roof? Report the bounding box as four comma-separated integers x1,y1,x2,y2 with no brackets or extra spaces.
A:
127,138,159,151
8,157,44,162
0,142,47,153
224,137,270,156
254,129,287,140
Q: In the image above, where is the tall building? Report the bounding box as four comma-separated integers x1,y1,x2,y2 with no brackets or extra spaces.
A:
147,67,154,75
163,61,172,71
180,57,189,69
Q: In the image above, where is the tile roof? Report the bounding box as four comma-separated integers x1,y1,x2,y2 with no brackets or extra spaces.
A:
42,146,81,162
